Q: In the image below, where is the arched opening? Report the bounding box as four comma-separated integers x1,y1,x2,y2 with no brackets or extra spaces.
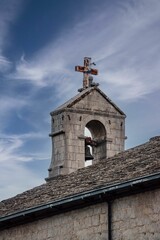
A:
85,120,106,164
84,127,93,166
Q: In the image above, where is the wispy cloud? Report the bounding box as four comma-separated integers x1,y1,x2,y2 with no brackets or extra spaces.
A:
0,133,49,200
12,48,72,89
0,132,49,163
0,0,24,72
0,96,27,112
0,158,44,200
10,0,160,102
0,96,28,132
0,137,25,162
0,55,11,72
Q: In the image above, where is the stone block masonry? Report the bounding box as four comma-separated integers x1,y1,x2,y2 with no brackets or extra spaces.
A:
112,189,160,240
48,87,126,178
0,203,108,240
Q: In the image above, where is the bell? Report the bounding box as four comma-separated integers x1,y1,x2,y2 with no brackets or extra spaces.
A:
85,146,94,161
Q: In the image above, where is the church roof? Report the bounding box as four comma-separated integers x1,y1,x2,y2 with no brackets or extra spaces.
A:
51,86,126,116
0,136,160,219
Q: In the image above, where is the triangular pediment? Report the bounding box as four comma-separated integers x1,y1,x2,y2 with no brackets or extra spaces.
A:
52,87,125,116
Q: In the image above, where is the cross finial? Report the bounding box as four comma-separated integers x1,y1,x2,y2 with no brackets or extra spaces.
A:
75,57,98,91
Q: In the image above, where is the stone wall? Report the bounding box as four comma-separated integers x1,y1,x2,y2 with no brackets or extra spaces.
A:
112,189,160,240
1,189,159,239
0,203,108,240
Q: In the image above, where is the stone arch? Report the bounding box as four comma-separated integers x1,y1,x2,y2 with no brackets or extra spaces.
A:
85,120,107,163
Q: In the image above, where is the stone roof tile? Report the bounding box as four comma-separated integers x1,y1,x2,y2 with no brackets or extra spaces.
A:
0,136,160,217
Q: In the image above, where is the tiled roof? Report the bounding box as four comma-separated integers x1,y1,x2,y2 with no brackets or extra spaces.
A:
0,136,160,217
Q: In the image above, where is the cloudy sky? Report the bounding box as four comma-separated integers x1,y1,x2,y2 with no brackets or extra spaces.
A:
0,0,160,200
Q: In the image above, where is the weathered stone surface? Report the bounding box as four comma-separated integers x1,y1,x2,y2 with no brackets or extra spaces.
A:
0,203,108,240
0,189,160,239
49,86,126,178
112,189,160,240
0,136,160,217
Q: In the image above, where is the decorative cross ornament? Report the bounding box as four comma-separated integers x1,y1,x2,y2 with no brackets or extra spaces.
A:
75,57,98,90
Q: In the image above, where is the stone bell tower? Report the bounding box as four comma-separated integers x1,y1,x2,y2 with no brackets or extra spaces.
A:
46,57,126,180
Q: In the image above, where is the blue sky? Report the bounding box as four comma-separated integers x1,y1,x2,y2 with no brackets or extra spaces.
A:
0,0,160,200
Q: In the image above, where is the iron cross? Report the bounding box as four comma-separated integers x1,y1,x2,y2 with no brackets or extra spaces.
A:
75,57,98,89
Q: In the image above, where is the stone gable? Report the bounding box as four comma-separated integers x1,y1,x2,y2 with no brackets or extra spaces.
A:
70,88,123,116
53,87,125,116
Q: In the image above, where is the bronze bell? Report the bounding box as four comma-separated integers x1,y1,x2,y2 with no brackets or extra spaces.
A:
85,145,94,161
